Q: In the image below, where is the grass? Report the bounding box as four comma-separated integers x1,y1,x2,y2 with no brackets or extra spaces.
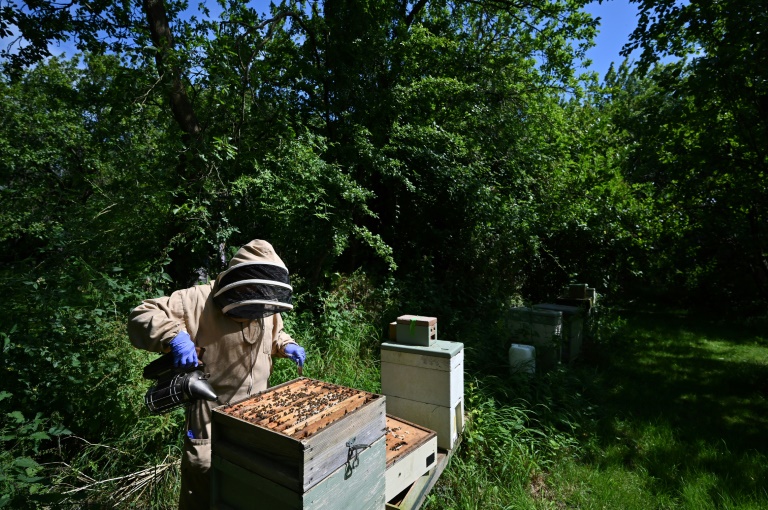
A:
428,309,768,509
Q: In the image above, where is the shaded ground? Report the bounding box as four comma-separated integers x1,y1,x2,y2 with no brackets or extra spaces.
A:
575,310,768,506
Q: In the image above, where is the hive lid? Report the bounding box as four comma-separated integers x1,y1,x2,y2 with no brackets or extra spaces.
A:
533,303,582,314
381,340,462,357
396,315,437,326
510,306,562,317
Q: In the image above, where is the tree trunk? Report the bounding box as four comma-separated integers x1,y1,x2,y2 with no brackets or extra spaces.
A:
143,0,202,136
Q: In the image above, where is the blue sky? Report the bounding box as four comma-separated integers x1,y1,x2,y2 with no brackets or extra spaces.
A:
216,0,641,80
582,0,640,79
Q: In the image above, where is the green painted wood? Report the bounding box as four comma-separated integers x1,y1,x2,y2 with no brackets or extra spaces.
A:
212,379,387,493
380,340,463,359
212,436,387,510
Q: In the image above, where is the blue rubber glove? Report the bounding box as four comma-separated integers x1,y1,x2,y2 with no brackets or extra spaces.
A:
284,344,306,368
169,331,198,368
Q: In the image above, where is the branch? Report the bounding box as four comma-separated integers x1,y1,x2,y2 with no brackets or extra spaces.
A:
142,0,201,136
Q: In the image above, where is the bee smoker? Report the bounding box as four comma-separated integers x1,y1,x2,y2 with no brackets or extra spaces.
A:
142,347,220,415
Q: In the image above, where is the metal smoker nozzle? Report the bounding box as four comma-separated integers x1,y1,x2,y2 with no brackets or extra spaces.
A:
187,373,219,402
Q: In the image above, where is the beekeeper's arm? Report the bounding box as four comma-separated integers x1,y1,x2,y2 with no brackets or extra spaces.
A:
271,313,306,367
128,290,198,367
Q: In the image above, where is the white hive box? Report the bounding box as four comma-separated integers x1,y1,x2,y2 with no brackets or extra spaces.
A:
381,340,464,450
384,395,463,451
381,340,463,408
395,315,437,347
384,415,437,502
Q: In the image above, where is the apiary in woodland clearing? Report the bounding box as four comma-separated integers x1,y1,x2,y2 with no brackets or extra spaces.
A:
211,378,387,509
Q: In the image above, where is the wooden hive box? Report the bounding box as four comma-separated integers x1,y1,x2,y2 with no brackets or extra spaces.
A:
395,315,437,347
212,437,385,510
533,303,584,364
211,378,387,509
380,340,463,408
384,415,437,502
380,341,464,450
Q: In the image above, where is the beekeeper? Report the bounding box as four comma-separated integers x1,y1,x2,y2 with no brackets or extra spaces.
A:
127,239,306,509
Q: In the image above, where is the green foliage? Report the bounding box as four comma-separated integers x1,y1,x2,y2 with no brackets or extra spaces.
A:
604,0,768,309
0,392,72,508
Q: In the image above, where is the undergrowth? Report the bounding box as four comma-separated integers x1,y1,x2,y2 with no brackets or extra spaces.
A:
4,275,767,509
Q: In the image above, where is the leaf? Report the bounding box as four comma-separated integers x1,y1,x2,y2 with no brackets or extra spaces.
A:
13,457,40,469
7,411,24,423
29,432,50,441
48,425,72,436
17,475,45,483
0,391,11,401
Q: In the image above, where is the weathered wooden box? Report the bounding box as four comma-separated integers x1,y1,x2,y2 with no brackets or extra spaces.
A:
567,283,588,298
384,415,437,502
380,340,463,408
211,378,387,509
212,436,386,510
385,395,464,451
395,315,437,347
533,303,583,364
509,307,563,370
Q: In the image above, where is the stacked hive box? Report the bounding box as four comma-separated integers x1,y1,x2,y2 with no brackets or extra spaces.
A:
509,307,563,370
554,283,597,317
532,303,583,364
381,337,464,451
210,378,387,510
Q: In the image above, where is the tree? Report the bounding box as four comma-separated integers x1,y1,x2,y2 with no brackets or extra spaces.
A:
613,0,768,308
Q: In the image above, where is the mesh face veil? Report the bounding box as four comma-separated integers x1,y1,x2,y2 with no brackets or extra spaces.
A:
213,261,293,319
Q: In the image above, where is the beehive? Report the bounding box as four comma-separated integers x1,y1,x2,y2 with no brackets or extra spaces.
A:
509,307,563,370
384,415,437,501
384,395,464,451
380,340,464,450
211,378,387,509
381,341,463,408
533,303,584,364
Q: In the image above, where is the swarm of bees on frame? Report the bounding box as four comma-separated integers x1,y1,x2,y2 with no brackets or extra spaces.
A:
224,378,376,439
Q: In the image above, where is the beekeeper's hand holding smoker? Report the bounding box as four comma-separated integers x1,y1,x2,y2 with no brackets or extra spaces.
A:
127,240,306,510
